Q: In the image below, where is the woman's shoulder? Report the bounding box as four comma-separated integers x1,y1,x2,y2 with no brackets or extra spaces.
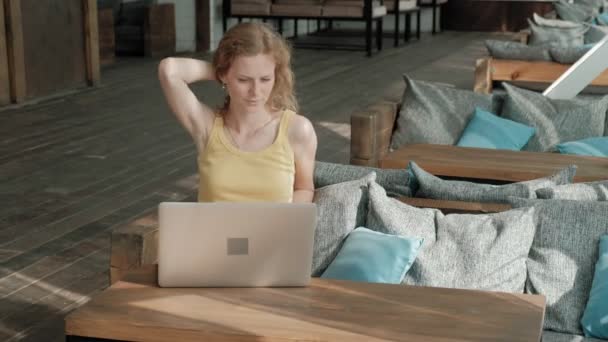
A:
285,111,316,146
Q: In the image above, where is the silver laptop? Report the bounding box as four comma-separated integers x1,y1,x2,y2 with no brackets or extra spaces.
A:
157,202,317,287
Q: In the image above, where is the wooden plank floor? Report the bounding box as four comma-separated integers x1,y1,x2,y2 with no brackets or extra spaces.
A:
0,31,503,341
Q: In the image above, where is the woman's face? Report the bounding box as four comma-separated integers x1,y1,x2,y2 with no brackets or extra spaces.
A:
222,53,276,113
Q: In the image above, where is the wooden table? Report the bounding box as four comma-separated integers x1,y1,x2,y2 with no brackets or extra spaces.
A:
65,265,546,341
380,144,608,183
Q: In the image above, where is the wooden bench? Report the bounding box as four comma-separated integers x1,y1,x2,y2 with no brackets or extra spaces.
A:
223,0,388,56
109,181,510,285
473,57,608,94
379,143,608,183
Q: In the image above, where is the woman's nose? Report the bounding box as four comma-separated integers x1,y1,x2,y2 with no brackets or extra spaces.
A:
250,81,260,96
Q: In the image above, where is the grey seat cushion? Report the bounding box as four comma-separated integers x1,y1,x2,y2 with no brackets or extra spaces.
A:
390,75,494,150
509,198,608,335
549,45,594,64
366,181,537,293
500,83,608,152
584,24,608,44
485,39,552,62
409,161,577,203
535,180,608,201
313,161,411,197
542,331,607,342
528,18,589,46
534,13,582,28
311,173,375,276
554,0,595,23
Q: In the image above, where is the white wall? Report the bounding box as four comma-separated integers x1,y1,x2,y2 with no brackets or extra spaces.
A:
157,0,197,52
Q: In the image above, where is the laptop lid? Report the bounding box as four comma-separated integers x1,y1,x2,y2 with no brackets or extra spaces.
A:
158,202,317,287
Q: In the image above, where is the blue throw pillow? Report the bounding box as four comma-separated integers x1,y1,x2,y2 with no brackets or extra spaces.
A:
321,227,423,284
597,12,608,25
557,137,608,157
581,235,608,339
456,108,536,150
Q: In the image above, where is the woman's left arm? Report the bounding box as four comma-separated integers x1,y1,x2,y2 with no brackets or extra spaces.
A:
290,115,318,203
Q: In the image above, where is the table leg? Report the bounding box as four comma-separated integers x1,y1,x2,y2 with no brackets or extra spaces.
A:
405,12,411,42
394,10,400,47
416,10,421,40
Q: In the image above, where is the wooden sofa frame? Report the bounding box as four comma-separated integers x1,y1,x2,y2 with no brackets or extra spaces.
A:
473,57,608,95
109,175,509,285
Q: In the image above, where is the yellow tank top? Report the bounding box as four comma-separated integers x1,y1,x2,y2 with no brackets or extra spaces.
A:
197,110,295,202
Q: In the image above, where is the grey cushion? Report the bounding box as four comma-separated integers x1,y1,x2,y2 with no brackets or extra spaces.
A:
584,24,608,44
311,173,375,276
509,198,608,335
390,76,494,150
535,180,608,201
555,0,595,23
313,161,411,197
534,13,582,28
367,181,537,293
409,161,577,203
542,331,607,342
577,0,604,11
528,18,589,46
500,83,608,152
549,45,594,64
485,39,552,61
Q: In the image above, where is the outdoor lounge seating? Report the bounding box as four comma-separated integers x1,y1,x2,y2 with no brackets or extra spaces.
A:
474,57,608,95
350,70,608,167
223,0,388,56
222,0,425,55
108,161,608,342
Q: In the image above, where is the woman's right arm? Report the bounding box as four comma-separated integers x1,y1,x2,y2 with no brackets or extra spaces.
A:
157,58,216,147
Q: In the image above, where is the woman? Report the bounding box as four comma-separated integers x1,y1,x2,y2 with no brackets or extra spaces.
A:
158,22,317,203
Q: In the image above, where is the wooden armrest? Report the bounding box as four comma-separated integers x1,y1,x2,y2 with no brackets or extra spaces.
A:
110,175,198,284
516,29,530,45
474,57,492,94
350,101,399,167
398,197,512,214
110,211,160,285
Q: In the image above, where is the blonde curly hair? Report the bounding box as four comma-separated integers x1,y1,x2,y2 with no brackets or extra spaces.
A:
213,22,298,113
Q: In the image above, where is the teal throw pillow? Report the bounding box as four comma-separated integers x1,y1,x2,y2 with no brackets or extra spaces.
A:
597,12,608,25
321,227,423,284
456,108,536,150
557,137,608,157
581,235,608,339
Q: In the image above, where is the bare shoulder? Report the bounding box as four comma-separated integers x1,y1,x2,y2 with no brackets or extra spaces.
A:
287,112,317,148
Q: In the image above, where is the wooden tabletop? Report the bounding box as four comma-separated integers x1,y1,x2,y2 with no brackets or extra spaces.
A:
65,265,546,342
380,144,608,183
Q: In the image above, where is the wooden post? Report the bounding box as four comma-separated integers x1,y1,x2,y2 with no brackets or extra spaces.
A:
4,0,26,103
0,0,10,105
196,0,211,51
83,0,100,86
473,58,492,94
